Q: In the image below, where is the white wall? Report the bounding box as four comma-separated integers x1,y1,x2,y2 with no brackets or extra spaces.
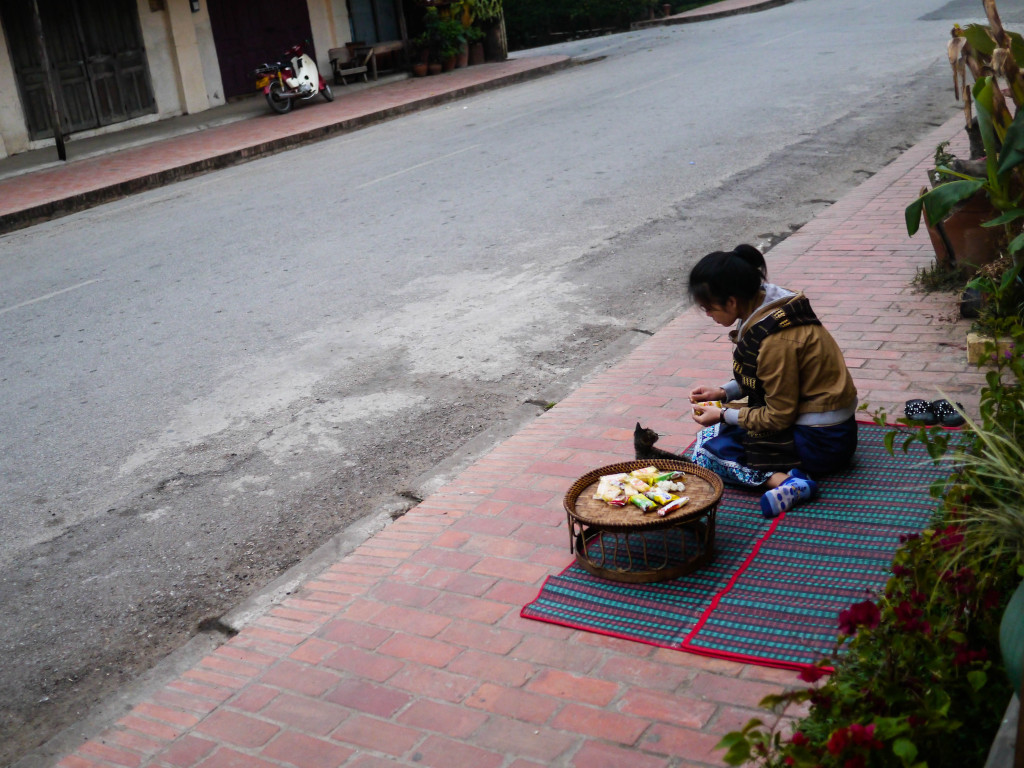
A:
136,0,186,116
0,20,28,156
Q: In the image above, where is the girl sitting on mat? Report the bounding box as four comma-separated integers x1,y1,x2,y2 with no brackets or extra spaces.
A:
687,244,859,518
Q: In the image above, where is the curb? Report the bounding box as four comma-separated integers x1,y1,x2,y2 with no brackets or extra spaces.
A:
632,0,792,29
0,58,575,236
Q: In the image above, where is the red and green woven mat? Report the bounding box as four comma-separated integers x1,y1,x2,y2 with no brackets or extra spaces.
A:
520,422,949,671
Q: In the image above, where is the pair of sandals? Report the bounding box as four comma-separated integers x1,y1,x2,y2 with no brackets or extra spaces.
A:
904,398,965,427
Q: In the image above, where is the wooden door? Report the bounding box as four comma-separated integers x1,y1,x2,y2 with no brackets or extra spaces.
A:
207,0,314,99
0,0,155,140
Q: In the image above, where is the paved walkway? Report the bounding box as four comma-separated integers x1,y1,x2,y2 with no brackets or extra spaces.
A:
37,108,983,768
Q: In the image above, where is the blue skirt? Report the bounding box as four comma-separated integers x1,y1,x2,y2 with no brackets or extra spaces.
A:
692,416,858,488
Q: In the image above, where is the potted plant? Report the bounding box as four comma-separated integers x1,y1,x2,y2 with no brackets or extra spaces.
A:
906,0,1024,274
465,25,485,65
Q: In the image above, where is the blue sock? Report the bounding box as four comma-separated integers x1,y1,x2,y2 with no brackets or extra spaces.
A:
760,471,818,519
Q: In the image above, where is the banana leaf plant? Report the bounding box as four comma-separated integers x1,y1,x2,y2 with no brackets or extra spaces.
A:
906,75,1024,257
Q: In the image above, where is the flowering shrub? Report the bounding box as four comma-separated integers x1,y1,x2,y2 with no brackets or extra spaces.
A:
717,329,1024,768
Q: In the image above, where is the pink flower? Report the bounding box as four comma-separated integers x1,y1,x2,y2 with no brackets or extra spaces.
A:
838,601,881,635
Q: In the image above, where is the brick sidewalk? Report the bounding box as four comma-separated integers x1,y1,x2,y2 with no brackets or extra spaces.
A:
47,113,983,768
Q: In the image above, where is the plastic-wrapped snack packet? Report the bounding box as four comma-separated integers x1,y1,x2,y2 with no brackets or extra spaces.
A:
657,496,690,516
594,474,628,504
652,471,683,483
628,494,656,512
622,475,651,494
645,487,676,505
629,466,661,482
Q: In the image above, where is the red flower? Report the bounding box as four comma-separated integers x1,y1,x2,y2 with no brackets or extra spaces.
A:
844,757,866,768
784,758,795,767
891,563,913,577
827,727,850,755
798,665,829,683
790,731,810,747
935,525,965,551
838,601,881,635
848,723,883,750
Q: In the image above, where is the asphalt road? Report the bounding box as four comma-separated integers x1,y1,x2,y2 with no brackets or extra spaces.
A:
0,0,994,763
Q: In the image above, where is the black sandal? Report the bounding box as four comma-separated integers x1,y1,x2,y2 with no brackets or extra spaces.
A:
904,398,937,425
930,399,965,427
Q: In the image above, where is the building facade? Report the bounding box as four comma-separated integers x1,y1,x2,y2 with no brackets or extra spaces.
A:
0,0,406,158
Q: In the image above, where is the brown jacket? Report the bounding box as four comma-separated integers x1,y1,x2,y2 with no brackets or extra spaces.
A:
730,291,858,434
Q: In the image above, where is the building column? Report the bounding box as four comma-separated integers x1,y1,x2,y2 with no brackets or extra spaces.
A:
166,0,209,114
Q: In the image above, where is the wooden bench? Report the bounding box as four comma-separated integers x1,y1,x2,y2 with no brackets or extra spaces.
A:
328,44,374,85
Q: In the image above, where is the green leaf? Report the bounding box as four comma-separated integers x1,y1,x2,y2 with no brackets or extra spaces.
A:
893,738,919,763
964,24,997,56
715,732,745,749
973,77,1002,181
997,108,1024,175
968,669,987,691
981,208,1024,227
1010,30,1024,65
905,180,987,236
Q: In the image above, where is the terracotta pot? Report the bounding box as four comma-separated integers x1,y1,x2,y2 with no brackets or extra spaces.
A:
923,190,1003,274
469,41,485,65
456,42,469,68
442,55,456,72
428,62,442,76
412,62,428,77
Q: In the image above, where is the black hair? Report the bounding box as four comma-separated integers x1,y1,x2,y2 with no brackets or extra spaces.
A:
688,244,767,309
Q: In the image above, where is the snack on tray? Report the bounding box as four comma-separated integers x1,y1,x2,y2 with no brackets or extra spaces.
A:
628,494,656,511
654,479,686,493
645,487,676,505
657,496,690,516
594,473,628,504
592,466,693,515
629,466,661,482
621,475,651,494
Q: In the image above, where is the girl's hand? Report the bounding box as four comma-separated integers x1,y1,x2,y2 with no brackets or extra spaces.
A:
692,405,722,427
690,385,727,403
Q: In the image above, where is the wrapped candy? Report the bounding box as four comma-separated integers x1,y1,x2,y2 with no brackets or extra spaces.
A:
645,487,676,505
628,494,656,511
629,466,661,482
657,496,690,516
594,474,628,504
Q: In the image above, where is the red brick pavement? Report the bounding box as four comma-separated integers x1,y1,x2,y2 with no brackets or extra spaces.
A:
46,109,983,768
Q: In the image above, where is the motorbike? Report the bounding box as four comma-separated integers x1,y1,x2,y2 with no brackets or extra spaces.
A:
254,43,333,114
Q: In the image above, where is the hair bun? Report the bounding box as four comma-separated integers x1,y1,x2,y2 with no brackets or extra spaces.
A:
732,244,766,279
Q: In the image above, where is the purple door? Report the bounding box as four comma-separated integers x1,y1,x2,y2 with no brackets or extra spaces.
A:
208,0,314,99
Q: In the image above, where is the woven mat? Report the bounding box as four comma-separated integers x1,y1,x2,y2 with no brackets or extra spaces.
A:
520,423,948,670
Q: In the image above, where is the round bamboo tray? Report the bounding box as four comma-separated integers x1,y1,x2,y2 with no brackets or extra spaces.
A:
563,459,723,583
